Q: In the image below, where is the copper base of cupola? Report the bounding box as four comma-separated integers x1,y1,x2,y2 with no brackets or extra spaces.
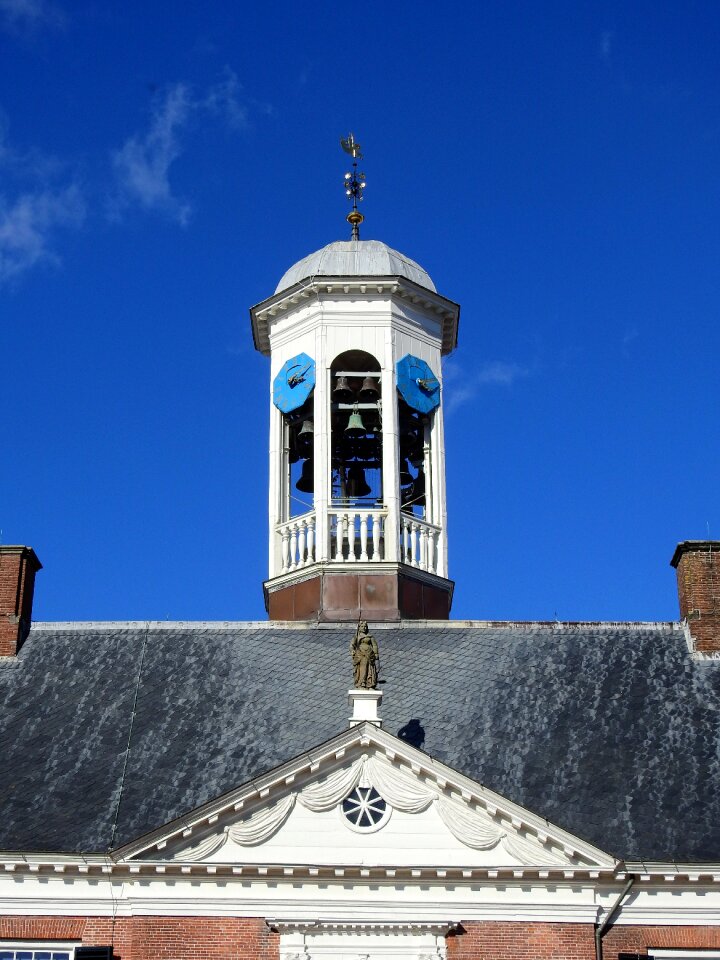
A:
264,563,453,622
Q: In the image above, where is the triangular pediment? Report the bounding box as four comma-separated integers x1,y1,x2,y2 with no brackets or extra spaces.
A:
114,723,616,873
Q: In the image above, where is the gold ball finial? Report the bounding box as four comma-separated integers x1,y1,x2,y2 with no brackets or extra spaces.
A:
347,209,364,240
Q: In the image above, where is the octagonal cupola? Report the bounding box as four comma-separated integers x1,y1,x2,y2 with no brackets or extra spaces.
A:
250,142,460,621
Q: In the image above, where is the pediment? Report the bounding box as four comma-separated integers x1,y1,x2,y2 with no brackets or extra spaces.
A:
115,723,616,873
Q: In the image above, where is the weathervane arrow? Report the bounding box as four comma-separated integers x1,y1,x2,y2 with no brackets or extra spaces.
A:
340,133,363,159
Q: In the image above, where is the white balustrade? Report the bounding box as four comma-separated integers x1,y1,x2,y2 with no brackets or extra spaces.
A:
277,512,316,573
330,509,386,563
399,513,441,574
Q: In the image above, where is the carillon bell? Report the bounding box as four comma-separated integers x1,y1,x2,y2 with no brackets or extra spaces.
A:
333,376,354,402
296,459,314,493
399,460,413,487
345,406,366,438
346,463,371,499
358,375,380,400
296,419,314,455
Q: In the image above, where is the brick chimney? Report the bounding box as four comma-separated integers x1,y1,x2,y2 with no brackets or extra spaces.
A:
671,541,720,654
0,546,42,657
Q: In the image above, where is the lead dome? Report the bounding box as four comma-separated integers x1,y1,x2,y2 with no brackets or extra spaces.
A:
275,239,436,294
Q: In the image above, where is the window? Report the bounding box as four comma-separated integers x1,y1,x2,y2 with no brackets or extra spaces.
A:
342,786,390,830
0,945,78,960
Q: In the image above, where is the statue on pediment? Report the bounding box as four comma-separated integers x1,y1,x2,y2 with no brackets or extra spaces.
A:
351,620,379,689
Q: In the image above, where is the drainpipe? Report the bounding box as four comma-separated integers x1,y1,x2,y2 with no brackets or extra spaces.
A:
595,874,635,960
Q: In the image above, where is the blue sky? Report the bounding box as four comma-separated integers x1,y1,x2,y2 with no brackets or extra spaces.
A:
1,0,719,623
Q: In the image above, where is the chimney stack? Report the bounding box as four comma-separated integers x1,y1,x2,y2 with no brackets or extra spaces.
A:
0,546,42,657
671,541,720,654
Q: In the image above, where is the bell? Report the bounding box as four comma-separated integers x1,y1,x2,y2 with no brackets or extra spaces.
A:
333,376,354,402
399,460,413,487
345,406,366,438
408,448,424,468
296,419,314,456
358,375,380,400
346,463,371,499
296,459,314,493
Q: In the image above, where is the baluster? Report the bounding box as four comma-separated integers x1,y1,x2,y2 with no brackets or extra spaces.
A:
359,513,369,562
420,525,429,571
347,510,357,562
289,522,299,571
410,521,419,567
334,514,345,562
402,517,411,564
372,513,382,561
306,516,315,564
280,524,290,573
298,520,307,567
426,527,436,573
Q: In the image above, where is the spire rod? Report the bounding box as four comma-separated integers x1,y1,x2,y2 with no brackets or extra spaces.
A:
340,133,366,240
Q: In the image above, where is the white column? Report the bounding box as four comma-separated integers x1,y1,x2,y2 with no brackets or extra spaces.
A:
313,326,330,562
268,403,285,578
381,330,400,562
431,364,449,578
372,512,382,561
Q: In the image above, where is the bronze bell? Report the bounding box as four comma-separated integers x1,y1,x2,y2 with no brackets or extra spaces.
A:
296,419,313,456
358,375,380,400
346,463,371,499
345,406,366,438
333,376,354,402
296,459,314,493
399,460,413,487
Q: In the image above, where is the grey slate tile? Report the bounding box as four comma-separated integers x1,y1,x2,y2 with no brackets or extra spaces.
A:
1,621,718,861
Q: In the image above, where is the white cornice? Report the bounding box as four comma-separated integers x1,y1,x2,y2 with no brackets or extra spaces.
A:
249,277,460,357
109,723,616,868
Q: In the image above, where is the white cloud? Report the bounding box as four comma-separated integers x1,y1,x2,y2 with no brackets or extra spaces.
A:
0,0,64,31
111,70,257,224
112,84,193,225
443,360,529,415
204,66,248,130
0,184,84,284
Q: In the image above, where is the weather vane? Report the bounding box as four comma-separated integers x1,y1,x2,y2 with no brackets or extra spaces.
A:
340,133,366,240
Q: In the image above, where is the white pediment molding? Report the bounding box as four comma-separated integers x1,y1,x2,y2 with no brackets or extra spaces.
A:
113,722,617,871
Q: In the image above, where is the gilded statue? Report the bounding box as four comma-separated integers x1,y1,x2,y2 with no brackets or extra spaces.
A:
351,620,379,689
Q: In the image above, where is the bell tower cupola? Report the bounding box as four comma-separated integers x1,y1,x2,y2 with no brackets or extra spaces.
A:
250,139,459,621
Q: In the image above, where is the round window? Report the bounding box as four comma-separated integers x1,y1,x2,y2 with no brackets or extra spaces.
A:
341,786,390,831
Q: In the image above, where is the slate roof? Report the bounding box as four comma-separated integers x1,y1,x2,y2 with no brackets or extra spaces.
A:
1,620,719,861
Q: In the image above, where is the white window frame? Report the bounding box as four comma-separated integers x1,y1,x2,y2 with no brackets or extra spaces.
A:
651,953,720,959
0,943,81,959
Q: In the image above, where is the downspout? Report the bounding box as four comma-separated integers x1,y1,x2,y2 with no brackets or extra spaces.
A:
595,874,635,960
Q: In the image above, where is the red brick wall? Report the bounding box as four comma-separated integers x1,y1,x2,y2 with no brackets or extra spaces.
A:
0,916,279,960
604,924,720,953
447,922,596,960
672,541,720,653
0,546,41,657
448,922,720,960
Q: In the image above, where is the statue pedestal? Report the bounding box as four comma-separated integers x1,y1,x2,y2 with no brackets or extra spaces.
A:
348,688,383,728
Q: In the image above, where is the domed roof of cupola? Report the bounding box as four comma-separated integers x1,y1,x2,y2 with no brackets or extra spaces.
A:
275,239,436,294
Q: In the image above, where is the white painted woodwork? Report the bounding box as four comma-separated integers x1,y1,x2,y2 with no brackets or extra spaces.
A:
399,513,441,573
262,286,455,581
349,688,383,726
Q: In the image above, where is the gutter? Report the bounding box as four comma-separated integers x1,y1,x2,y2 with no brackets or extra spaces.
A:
595,874,635,960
